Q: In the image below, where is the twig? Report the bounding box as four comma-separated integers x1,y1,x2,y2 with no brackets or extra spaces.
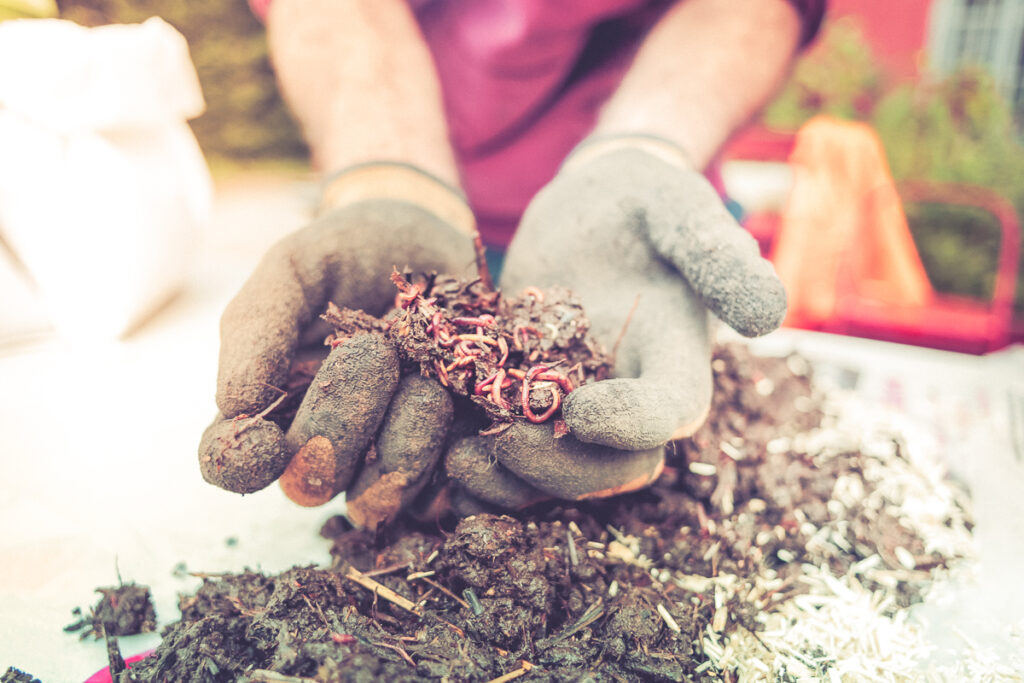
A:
406,570,436,581
372,640,417,667
415,585,437,610
473,234,495,291
419,577,471,610
610,294,641,363
246,671,318,683
544,599,604,645
483,661,534,683
362,562,412,578
566,529,579,567
345,567,422,616
301,594,331,631
231,390,288,439
657,603,681,633
433,616,466,638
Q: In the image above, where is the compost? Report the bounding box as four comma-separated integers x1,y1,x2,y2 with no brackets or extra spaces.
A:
109,343,971,682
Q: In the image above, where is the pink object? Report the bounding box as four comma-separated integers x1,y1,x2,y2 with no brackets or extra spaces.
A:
416,0,663,246
726,121,1021,355
83,650,154,683
250,0,823,246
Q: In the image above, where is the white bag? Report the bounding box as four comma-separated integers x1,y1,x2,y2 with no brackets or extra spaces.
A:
0,17,212,340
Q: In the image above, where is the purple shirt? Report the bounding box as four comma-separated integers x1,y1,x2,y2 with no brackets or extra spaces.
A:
252,0,824,246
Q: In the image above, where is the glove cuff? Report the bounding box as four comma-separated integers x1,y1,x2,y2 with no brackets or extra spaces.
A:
320,161,477,238
562,134,693,174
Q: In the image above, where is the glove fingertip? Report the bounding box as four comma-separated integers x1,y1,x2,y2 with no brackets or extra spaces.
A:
278,435,340,506
285,333,401,490
706,270,788,338
199,415,289,494
562,381,677,451
494,423,664,500
446,436,550,509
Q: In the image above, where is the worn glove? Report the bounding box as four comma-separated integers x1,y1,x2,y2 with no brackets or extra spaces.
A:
446,136,787,507
199,162,478,528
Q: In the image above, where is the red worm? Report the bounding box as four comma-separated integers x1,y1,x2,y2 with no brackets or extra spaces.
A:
454,333,498,346
490,369,510,410
427,310,443,335
526,365,549,381
434,360,450,387
512,325,541,350
523,384,561,423
451,314,495,327
521,286,545,302
456,340,481,357
475,369,501,396
444,356,476,373
533,370,575,394
497,336,509,366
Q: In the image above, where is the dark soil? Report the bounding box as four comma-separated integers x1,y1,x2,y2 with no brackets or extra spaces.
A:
65,582,157,640
110,344,961,682
1,668,41,683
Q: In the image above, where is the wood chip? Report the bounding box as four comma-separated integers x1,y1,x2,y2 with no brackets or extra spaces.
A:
720,441,744,461
894,546,916,570
483,660,534,683
689,461,718,476
657,603,681,633
712,605,728,632
406,570,436,581
247,671,317,683
344,567,422,616
420,577,471,610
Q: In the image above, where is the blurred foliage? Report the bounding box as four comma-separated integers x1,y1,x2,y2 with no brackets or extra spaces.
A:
57,0,307,161
765,20,1024,315
905,203,1001,300
0,0,57,20
764,19,885,128
873,68,1024,310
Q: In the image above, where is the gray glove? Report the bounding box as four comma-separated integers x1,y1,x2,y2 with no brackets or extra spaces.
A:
199,163,478,528
446,136,786,506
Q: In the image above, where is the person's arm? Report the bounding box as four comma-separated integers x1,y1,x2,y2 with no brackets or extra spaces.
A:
443,0,808,507
204,0,479,527
267,0,459,184
593,0,803,168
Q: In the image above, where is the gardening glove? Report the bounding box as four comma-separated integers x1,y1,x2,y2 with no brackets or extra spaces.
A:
199,162,478,528
446,136,786,507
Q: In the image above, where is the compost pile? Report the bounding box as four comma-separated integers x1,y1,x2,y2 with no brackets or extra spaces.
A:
113,344,974,682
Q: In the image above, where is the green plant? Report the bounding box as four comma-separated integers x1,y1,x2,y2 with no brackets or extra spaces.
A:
763,18,885,129
873,68,1024,313
764,20,1024,316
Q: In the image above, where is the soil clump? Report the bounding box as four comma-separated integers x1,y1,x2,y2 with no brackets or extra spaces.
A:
1,668,41,683
65,582,157,640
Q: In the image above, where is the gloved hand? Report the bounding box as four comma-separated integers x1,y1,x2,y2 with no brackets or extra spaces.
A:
199,162,479,528
445,136,787,508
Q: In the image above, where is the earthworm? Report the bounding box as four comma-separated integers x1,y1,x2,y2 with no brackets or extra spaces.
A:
451,314,495,327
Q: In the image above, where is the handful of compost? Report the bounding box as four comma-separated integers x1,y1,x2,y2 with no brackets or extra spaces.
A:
199,140,789,529
380,270,611,428
199,270,615,528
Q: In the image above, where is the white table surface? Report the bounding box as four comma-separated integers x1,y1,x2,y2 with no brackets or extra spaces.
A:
2,173,1022,681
